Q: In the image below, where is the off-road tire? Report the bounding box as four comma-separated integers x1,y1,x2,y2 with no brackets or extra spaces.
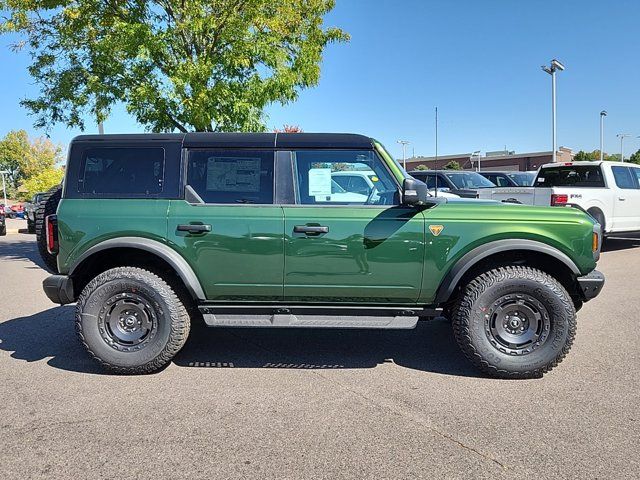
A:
0,223,6,236
35,184,62,273
76,267,191,374
452,266,576,379
27,218,35,234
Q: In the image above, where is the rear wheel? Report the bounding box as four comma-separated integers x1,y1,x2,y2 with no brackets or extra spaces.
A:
0,223,6,236
27,218,35,234
76,267,191,374
35,185,62,273
452,266,576,379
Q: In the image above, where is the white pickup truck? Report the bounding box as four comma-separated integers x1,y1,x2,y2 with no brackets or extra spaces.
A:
477,161,640,236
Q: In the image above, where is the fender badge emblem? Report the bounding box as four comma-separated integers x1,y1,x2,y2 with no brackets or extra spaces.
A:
429,225,444,236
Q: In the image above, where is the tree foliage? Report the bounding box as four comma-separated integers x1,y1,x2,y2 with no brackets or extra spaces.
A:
18,167,64,201
0,130,62,195
573,150,619,162
1,0,348,133
443,160,462,170
274,124,303,133
413,164,429,171
629,149,640,165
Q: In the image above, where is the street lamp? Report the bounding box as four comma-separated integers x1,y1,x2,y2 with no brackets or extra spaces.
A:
542,59,565,163
0,170,8,209
397,140,410,170
600,111,607,161
617,134,631,162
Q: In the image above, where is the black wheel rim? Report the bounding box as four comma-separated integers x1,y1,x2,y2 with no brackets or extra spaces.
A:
484,293,551,355
98,292,158,352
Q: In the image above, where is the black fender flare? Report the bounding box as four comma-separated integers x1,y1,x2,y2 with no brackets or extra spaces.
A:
434,239,581,304
69,237,206,300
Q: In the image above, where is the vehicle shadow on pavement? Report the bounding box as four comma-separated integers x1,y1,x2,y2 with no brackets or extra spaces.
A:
0,307,481,378
602,237,640,252
0,306,105,374
0,237,47,270
173,317,482,378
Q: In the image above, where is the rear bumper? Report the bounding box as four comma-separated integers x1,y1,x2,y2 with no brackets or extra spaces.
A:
577,270,605,301
42,275,75,305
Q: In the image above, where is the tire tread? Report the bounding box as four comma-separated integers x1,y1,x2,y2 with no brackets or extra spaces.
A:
75,266,191,374
451,266,576,379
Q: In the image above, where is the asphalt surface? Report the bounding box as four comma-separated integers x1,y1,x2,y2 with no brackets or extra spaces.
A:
1,227,639,479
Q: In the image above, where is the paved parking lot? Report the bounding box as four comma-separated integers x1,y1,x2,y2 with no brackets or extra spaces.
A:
1,230,639,479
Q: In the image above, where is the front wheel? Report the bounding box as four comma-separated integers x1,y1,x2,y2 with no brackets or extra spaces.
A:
76,267,191,374
452,266,576,379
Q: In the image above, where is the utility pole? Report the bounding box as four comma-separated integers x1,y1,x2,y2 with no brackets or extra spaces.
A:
617,133,631,162
542,59,565,163
0,170,8,208
599,111,607,161
397,140,410,170
434,106,439,196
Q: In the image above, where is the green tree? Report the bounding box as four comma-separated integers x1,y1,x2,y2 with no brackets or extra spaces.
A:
573,150,597,162
1,0,348,133
18,167,65,201
629,149,640,165
414,164,429,171
0,130,62,195
443,161,462,170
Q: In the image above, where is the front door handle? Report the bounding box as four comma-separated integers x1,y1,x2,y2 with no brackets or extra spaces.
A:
177,224,212,234
293,225,329,235
618,197,626,201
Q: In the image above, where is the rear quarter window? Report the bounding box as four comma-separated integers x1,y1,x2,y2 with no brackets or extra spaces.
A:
65,141,183,199
79,147,165,196
536,165,605,187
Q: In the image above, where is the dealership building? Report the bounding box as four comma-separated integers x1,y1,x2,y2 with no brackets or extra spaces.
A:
404,147,573,172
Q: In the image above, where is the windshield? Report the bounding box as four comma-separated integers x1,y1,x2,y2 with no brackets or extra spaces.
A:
445,172,495,189
507,172,536,186
536,165,605,187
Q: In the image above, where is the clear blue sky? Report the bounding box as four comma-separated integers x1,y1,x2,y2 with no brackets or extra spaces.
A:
1,0,639,159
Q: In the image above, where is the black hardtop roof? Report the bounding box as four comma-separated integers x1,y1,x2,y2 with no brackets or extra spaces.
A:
71,132,374,149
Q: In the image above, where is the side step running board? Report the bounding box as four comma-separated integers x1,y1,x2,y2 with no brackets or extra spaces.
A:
198,305,437,329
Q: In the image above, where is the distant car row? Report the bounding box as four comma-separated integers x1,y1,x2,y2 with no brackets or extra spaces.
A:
408,169,536,198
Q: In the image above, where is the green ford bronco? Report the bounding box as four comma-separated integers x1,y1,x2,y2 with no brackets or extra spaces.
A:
42,133,604,378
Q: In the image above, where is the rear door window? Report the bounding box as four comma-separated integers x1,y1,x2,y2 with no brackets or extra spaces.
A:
79,147,165,196
611,166,639,189
536,165,605,187
186,150,275,204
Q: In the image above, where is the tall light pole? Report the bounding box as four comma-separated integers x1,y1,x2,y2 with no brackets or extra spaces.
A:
471,151,481,171
0,170,8,208
617,133,631,162
542,59,565,163
397,140,410,170
600,111,607,161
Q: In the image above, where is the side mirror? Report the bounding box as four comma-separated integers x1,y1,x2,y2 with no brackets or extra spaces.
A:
402,177,429,206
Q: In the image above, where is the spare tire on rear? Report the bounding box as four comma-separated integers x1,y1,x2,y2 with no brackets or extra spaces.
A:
35,184,62,273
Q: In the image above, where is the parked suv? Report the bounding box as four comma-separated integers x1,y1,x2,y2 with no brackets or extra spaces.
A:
24,192,45,233
42,133,604,378
409,170,496,198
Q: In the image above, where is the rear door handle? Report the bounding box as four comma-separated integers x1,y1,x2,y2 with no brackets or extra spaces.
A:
177,224,212,234
293,225,329,235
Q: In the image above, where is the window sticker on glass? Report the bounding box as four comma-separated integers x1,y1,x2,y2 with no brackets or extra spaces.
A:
206,158,261,192
308,168,332,196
